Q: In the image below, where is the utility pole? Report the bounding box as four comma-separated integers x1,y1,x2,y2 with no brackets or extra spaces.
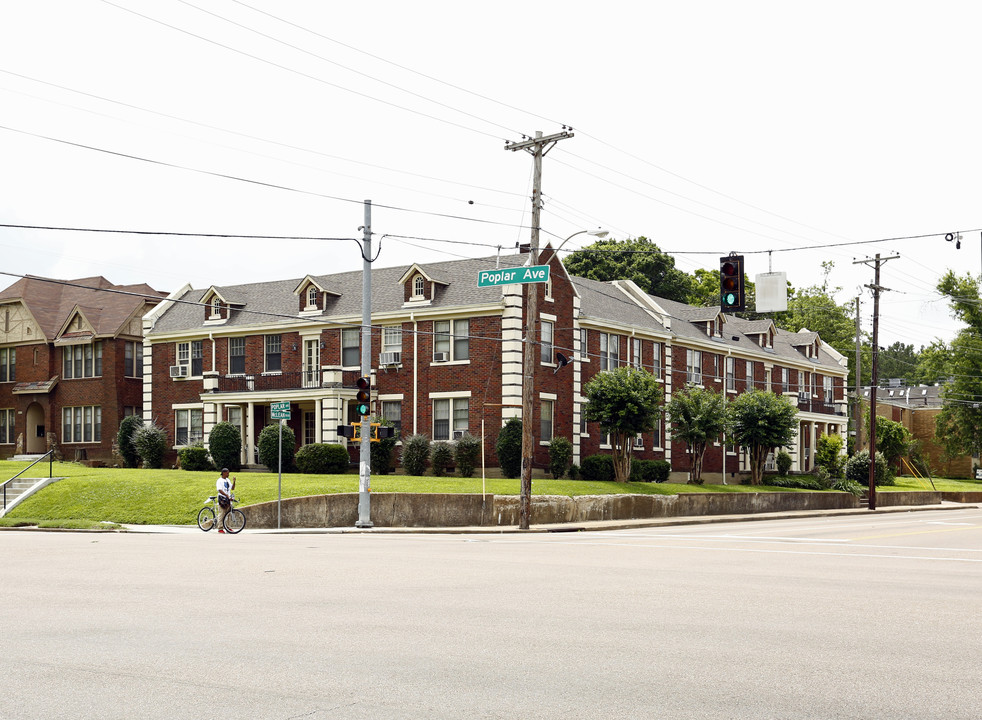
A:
505,129,573,530
356,199,373,528
854,296,862,452
853,253,898,510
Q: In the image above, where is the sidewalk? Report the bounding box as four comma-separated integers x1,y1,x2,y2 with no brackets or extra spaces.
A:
119,501,979,535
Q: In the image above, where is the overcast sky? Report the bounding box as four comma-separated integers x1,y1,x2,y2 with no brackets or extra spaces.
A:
1,1,979,354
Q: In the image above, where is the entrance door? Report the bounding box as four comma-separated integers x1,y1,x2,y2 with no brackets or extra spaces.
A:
226,406,244,465
26,402,45,453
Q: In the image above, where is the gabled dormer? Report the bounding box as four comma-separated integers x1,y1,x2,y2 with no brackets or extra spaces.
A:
55,306,96,343
202,287,246,325
398,264,450,307
293,276,341,316
789,330,821,359
738,319,776,349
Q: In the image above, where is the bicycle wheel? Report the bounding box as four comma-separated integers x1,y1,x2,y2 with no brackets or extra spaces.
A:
197,506,216,531
223,509,246,534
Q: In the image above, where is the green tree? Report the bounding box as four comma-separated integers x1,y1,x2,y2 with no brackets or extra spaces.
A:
867,412,913,472
814,433,845,478
727,390,799,485
117,415,144,468
582,366,664,482
688,268,757,311
133,423,167,470
208,421,242,471
665,386,727,484
913,339,952,385
563,236,694,303
877,342,920,385
494,419,523,479
933,271,982,460
258,423,296,472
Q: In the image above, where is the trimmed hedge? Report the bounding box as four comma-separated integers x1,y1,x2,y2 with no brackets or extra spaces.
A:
580,454,615,482
296,443,350,474
178,444,213,471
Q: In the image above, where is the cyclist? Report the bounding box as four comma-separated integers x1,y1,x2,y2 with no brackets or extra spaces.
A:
216,467,236,534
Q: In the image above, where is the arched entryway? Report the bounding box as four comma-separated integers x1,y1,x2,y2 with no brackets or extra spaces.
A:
25,402,46,454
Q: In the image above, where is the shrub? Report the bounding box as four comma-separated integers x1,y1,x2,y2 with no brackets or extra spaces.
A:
844,449,890,486
568,463,580,480
178,444,213,471
630,459,671,483
370,417,399,475
296,443,350,474
431,442,453,477
833,477,864,497
209,421,242,472
454,433,481,478
580,454,615,482
495,419,523,479
117,415,144,468
769,476,823,490
401,435,430,476
814,433,845,478
813,466,833,489
776,450,793,477
649,460,671,483
548,436,573,479
258,423,296,472
133,423,167,469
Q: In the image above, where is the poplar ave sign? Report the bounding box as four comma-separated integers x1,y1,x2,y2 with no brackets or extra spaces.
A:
477,265,551,287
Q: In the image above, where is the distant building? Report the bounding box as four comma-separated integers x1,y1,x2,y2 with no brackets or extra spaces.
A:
0,276,165,462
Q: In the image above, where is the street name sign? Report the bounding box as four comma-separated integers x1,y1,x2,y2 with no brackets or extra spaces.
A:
477,265,550,288
271,401,291,420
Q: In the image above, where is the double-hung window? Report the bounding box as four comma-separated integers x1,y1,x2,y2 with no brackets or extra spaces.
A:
631,338,642,370
651,342,662,379
341,328,360,367
579,328,588,362
0,347,14,382
382,327,403,359
175,408,203,446
265,335,281,373
433,397,469,440
824,376,833,404
381,400,402,438
540,321,554,364
726,357,735,391
63,342,102,379
686,349,702,385
746,360,755,391
540,399,554,442
175,340,202,377
62,406,101,443
434,319,469,362
0,408,14,443
229,337,246,374
600,333,620,371
124,341,143,378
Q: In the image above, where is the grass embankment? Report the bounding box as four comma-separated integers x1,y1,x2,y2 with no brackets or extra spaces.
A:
2,460,980,528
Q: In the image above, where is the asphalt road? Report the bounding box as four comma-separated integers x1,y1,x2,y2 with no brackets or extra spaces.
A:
2,509,981,719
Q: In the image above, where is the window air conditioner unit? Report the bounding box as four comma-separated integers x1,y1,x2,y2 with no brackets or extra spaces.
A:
379,351,401,366
452,430,464,440
433,352,449,363
169,365,189,378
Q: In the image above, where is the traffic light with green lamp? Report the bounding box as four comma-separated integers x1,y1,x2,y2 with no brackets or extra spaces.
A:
355,376,371,416
719,254,745,312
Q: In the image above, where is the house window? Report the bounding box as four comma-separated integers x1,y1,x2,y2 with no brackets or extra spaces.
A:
824,376,833,404
342,328,360,367
304,411,316,446
545,276,553,301
652,342,662,378
0,347,14,382
600,333,619,371
686,349,702,385
0,408,14,443
579,328,588,362
62,406,101,443
653,417,662,448
175,408,203,446
381,400,402,438
540,321,554,364
433,397,469,440
210,296,221,318
229,337,245,374
631,338,642,370
265,335,282,373
306,286,318,309
434,319,469,362
175,340,202,377
63,343,102,379
540,399,554,442
413,275,425,298
746,360,754,391
382,327,403,354
726,357,735,391
124,341,143,378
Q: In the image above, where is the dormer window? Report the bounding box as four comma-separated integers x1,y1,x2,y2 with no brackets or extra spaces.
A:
413,275,425,299
210,296,221,319
306,286,318,309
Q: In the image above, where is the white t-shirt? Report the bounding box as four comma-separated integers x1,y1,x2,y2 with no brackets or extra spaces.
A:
216,476,233,500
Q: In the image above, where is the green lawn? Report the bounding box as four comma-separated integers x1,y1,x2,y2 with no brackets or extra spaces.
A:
2,461,980,528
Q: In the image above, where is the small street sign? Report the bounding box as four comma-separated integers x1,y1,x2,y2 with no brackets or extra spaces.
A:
270,401,291,420
477,265,550,288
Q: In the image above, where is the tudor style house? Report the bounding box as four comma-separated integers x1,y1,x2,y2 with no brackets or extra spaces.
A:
143,249,848,479
0,276,165,462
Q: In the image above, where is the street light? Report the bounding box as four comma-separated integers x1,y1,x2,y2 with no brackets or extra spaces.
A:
518,228,608,530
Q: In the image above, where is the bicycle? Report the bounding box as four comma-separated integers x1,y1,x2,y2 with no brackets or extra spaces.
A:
197,494,246,534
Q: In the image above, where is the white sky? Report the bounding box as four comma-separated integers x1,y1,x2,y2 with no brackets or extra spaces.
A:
1,0,979,353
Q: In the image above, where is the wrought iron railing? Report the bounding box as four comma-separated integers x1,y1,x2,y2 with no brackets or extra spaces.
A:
216,370,321,393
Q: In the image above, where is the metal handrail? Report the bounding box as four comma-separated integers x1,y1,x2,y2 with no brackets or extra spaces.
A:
2,449,54,510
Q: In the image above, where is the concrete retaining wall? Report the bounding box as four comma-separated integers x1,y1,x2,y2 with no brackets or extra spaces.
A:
242,490,863,529
876,491,942,506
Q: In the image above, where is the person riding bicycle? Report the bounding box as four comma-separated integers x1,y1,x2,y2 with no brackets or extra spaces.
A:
216,468,236,534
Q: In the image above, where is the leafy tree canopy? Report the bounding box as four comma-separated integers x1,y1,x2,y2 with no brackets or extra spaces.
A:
727,390,799,485
665,386,727,483
562,236,694,303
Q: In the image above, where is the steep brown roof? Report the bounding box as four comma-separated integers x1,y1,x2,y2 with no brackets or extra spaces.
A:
0,275,166,340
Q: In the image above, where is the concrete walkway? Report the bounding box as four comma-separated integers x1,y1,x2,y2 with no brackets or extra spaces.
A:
115,500,979,535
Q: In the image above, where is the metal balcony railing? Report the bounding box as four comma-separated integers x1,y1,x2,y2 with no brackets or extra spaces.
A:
217,370,321,393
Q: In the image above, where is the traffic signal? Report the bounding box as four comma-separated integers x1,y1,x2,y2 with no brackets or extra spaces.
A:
719,254,745,312
374,425,396,440
337,424,358,439
355,376,371,416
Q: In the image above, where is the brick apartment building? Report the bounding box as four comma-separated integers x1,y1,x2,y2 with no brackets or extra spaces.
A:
0,276,164,462
143,249,849,480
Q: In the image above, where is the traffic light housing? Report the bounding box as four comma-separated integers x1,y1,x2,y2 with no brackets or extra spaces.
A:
337,424,358,439
355,376,371,416
374,425,396,440
719,254,745,312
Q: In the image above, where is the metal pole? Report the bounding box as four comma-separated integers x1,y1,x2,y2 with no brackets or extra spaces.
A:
357,200,374,528
277,419,282,529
